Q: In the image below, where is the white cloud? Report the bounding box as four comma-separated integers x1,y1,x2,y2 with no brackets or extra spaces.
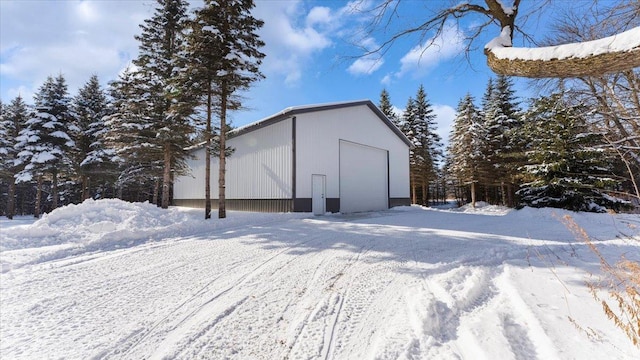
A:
347,37,384,75
348,57,384,75
0,0,151,102
381,73,392,85
396,23,465,79
75,1,100,23
433,104,457,147
306,6,332,27
254,1,364,87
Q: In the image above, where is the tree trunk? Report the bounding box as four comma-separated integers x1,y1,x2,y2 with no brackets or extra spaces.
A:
52,168,58,209
82,175,91,201
35,175,42,218
7,177,15,219
411,176,417,205
507,183,514,207
421,181,428,206
205,87,212,219
153,178,159,205
218,88,228,219
471,182,477,208
161,141,171,209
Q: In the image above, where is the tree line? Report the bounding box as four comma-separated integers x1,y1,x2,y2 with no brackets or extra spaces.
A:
380,72,639,212
0,0,264,219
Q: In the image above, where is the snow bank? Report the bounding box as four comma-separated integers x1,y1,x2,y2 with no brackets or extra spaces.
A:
453,201,512,215
1,199,192,252
0,199,308,270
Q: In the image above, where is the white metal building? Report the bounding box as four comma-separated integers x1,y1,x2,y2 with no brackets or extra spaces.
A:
173,100,411,214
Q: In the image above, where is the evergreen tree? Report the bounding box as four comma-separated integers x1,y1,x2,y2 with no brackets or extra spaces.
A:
379,88,401,128
71,75,114,201
186,0,265,219
0,96,30,219
518,93,622,212
481,75,521,206
448,93,484,207
103,67,164,202
413,85,442,205
133,0,195,209
401,96,419,204
16,75,75,215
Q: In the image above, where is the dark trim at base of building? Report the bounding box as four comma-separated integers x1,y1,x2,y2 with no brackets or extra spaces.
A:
292,198,340,213
389,197,411,207
173,198,293,212
174,197,411,213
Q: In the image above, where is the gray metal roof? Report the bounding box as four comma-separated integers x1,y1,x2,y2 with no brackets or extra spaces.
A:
190,99,411,150
231,99,411,147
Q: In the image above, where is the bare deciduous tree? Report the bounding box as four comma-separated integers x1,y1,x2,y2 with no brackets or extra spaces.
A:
356,0,640,78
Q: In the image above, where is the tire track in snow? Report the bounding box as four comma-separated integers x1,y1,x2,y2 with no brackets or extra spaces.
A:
395,235,507,358
285,243,375,360
122,232,329,359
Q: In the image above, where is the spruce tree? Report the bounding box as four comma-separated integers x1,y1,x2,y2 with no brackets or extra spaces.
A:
518,93,622,212
133,0,195,209
482,75,521,206
379,88,401,129
71,75,113,201
448,93,483,207
103,67,164,201
401,96,419,204
0,96,30,218
186,0,265,219
16,75,75,214
413,85,442,205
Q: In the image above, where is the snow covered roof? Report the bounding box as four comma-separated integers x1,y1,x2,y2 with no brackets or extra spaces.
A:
233,99,411,146
190,100,411,150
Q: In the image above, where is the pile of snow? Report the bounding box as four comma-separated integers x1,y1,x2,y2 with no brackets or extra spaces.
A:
452,201,512,215
1,199,192,251
0,199,308,270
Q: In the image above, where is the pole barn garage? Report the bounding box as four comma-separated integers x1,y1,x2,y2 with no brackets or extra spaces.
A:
173,100,411,214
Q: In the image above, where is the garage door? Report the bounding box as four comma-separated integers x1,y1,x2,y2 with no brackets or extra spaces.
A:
339,140,388,213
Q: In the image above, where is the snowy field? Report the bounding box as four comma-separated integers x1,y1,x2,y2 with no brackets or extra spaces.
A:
1,199,639,359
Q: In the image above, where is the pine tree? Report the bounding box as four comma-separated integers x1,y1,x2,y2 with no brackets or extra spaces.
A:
518,93,622,212
71,75,114,201
379,88,401,129
16,75,75,215
186,0,265,219
448,93,484,207
133,0,195,209
0,96,30,218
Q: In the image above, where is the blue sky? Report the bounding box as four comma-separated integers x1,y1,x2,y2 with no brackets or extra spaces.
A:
1,0,570,142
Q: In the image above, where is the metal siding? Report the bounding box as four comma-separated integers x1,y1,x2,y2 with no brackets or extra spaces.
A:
174,118,292,201
296,105,410,201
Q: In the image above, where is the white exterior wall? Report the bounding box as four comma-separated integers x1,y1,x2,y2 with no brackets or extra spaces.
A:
174,118,293,199
295,105,410,201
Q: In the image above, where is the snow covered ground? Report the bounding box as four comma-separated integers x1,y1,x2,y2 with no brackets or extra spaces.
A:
1,199,639,359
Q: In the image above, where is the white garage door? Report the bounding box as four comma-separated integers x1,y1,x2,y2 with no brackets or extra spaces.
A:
339,140,388,213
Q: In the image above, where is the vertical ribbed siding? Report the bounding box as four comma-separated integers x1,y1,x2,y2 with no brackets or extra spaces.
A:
227,117,292,199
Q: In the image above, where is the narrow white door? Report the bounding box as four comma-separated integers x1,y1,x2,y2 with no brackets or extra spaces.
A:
312,174,326,215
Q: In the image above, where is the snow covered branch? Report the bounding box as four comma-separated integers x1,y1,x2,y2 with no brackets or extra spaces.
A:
485,27,640,78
